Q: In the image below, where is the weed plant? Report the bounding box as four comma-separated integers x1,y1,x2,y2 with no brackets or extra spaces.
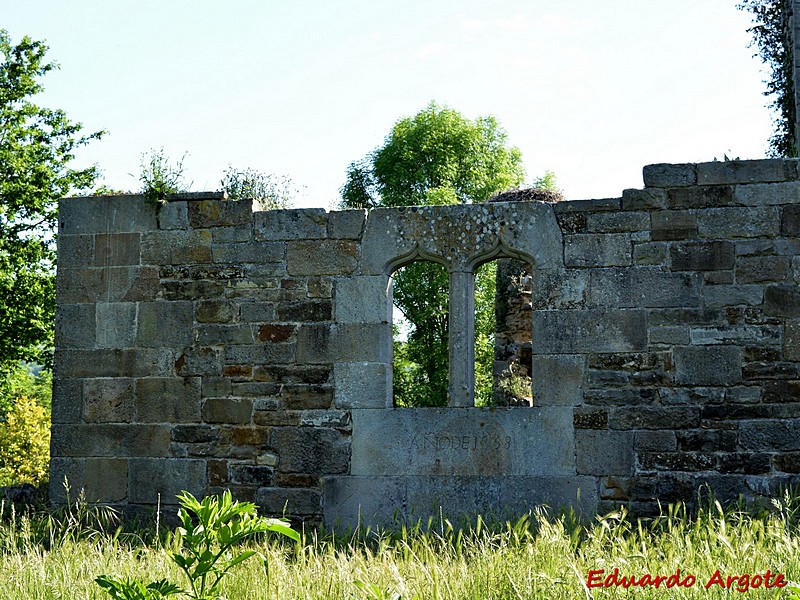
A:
0,491,797,598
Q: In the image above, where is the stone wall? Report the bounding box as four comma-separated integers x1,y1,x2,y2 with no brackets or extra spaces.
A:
53,159,800,526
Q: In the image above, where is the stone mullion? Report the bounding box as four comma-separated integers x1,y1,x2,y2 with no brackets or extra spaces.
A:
448,270,475,407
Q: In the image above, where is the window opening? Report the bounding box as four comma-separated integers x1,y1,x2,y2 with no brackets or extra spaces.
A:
390,260,449,407
485,258,533,406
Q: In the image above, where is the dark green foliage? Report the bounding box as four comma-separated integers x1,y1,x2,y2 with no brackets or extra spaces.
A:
738,0,797,156
0,30,104,370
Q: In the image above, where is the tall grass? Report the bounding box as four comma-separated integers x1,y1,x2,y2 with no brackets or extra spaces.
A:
0,492,798,599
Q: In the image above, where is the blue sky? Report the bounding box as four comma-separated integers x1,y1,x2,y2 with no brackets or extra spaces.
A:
4,0,774,208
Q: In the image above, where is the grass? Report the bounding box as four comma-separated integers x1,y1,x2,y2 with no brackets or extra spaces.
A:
0,491,799,599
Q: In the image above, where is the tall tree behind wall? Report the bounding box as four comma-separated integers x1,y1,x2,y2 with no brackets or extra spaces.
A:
0,30,104,372
739,0,798,156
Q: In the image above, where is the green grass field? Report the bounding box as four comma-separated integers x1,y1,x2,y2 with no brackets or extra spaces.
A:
1,491,800,599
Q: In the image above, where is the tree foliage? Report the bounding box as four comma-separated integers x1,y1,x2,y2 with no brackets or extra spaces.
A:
340,102,525,209
341,103,525,406
738,0,797,156
0,30,104,369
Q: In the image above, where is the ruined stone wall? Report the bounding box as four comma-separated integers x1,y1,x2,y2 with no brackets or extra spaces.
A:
53,159,800,526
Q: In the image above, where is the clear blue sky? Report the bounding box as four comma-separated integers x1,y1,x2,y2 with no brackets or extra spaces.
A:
4,0,774,208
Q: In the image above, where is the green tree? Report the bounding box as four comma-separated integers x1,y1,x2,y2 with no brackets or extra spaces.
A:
341,102,525,406
738,0,797,156
0,30,104,370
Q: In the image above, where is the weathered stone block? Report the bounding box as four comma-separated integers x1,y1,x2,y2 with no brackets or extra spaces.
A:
229,464,274,486
276,300,332,322
96,302,137,348
634,431,677,452
702,285,763,308
586,211,649,233
327,210,366,239
57,266,159,304
573,408,608,429
51,423,172,457
670,241,734,271
52,378,82,424
697,207,780,239
782,204,800,236
621,188,667,210
202,398,253,424
270,427,350,474
257,487,322,516
785,320,800,361
351,408,573,476
335,276,391,323
195,300,237,323
650,326,690,345
740,420,800,451
608,406,699,430
651,211,697,241
287,240,357,275
533,309,647,353
84,378,134,423
530,269,589,309
141,230,212,265
735,181,800,205
128,458,207,503
697,159,787,185
254,208,327,240
564,234,631,267
137,301,192,347
643,163,696,187
589,267,700,308
136,377,201,422
667,186,733,208
158,200,189,230
57,234,94,269
296,324,390,363
238,301,276,322
59,196,157,234
764,284,800,317
56,304,96,348
689,325,781,348
195,324,255,345
188,199,253,228
674,346,742,385
49,458,85,503
223,343,295,365
212,241,284,264
94,233,141,266
334,362,390,409
736,256,790,283
84,458,128,502
531,355,584,406
175,347,224,377
632,242,668,265
576,430,633,475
